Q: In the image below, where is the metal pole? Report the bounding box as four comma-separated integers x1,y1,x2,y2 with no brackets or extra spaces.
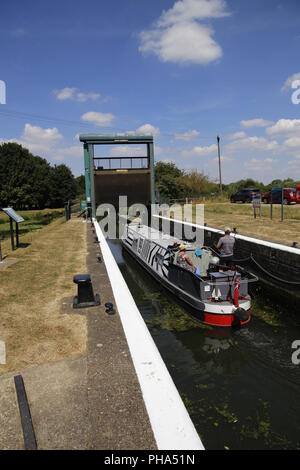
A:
16,223,18,246
281,187,284,221
270,191,273,220
9,218,15,251
217,136,222,195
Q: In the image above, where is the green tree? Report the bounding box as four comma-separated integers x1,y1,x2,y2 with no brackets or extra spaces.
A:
48,164,77,208
75,175,86,197
0,143,52,209
179,170,218,197
0,143,78,209
155,161,184,182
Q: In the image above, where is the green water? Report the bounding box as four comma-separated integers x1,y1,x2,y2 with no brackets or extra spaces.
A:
109,239,300,450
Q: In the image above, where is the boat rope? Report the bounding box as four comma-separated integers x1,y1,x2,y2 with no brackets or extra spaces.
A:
232,255,252,263
249,255,300,286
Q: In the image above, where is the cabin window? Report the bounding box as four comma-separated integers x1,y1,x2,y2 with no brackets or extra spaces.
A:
137,238,144,254
155,252,164,267
141,240,151,260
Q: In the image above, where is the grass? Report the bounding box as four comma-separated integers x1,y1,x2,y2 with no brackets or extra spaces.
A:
186,201,300,246
0,209,64,242
0,216,87,375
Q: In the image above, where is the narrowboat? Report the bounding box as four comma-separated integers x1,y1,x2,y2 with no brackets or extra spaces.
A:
121,222,258,327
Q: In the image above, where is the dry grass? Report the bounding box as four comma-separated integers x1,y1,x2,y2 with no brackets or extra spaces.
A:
0,217,87,375
179,202,300,246
204,204,300,246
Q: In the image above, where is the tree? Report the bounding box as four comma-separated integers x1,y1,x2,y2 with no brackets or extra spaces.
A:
155,161,184,182
48,164,77,208
155,161,190,200
0,143,78,209
75,175,86,197
179,170,218,197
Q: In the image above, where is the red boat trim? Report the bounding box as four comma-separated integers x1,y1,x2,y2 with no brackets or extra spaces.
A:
202,310,251,327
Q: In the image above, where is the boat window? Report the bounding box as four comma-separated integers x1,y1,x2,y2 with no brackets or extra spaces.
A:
141,240,151,260
155,252,164,266
137,237,144,254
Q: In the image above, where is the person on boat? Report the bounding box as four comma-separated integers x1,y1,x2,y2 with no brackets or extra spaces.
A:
216,227,235,266
177,244,196,272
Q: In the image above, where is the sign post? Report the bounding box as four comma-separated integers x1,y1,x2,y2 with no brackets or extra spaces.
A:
252,195,261,219
270,188,284,221
1,208,25,250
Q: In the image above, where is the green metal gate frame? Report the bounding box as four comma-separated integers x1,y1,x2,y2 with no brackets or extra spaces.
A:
79,134,155,218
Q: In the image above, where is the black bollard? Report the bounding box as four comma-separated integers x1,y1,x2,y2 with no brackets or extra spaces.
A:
73,274,100,308
105,302,115,315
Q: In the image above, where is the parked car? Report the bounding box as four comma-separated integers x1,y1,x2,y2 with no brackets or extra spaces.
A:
262,188,296,205
296,185,300,204
230,188,262,203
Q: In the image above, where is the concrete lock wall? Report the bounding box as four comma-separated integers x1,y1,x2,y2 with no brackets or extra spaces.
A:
152,215,300,287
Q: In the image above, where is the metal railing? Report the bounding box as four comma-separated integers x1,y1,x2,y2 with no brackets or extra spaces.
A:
94,156,149,170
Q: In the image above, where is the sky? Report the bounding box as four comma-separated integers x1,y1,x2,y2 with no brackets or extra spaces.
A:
1,0,300,183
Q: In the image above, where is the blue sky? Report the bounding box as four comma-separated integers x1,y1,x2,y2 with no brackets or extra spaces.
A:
1,0,300,183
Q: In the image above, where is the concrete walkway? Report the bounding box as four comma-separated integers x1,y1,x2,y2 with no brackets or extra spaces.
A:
0,221,156,450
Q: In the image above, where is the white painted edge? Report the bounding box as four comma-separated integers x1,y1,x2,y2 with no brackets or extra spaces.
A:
153,214,300,256
93,218,204,451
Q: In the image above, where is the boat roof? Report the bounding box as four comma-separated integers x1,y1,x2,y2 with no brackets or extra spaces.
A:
126,222,197,250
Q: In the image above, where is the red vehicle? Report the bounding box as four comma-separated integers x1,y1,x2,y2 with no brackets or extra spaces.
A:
296,185,300,204
262,188,297,205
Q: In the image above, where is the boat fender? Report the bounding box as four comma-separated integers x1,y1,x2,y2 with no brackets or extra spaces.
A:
234,307,249,322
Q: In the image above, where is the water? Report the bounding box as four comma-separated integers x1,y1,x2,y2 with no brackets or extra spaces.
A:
109,239,300,450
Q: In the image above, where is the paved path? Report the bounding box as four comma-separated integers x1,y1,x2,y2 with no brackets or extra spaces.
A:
0,221,156,450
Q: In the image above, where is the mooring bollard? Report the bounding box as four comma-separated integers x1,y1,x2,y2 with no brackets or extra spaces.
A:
105,302,115,315
73,274,100,308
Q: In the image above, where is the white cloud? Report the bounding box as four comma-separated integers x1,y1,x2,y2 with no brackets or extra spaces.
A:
81,111,115,127
0,124,85,164
109,146,144,157
283,136,300,148
181,143,217,157
136,123,160,137
15,123,63,154
226,131,246,140
157,0,230,26
288,158,300,167
244,157,278,171
54,87,100,102
281,72,300,92
205,155,233,167
174,129,199,140
140,21,222,65
139,0,230,65
266,118,300,137
50,145,83,161
225,136,279,153
240,118,274,128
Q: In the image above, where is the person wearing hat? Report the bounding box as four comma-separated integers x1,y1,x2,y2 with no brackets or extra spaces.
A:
177,244,196,272
216,227,235,266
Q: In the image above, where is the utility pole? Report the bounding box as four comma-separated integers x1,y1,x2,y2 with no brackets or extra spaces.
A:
217,135,222,195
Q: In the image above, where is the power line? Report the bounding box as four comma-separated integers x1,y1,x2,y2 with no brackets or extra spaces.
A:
0,108,212,141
